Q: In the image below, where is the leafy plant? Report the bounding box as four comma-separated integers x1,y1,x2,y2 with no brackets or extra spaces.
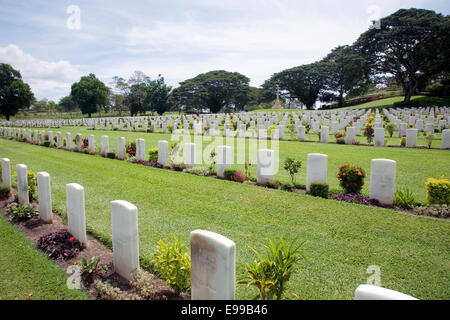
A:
283,158,302,186
171,162,186,172
336,164,366,194
223,168,238,180
183,167,210,176
413,204,450,219
77,256,102,283
425,133,433,149
10,204,36,221
394,187,417,209
93,279,142,300
386,122,396,137
264,179,281,190
425,178,450,205
244,162,253,179
364,125,374,144
148,147,159,162
126,141,136,157
37,229,83,260
208,150,217,175
239,237,306,300
332,193,382,207
309,182,329,198
151,236,191,293
400,136,406,147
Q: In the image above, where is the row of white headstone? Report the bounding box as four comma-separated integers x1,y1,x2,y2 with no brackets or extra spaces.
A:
1,157,418,300
0,158,235,299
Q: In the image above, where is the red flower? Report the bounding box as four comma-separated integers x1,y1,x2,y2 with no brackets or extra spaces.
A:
362,181,365,186
357,172,362,176
69,237,75,242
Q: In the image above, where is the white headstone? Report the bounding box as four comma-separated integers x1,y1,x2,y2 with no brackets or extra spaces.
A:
190,230,236,300
16,164,29,205
405,128,418,148
257,149,274,184
157,140,169,166
88,134,95,153
374,128,385,147
37,172,52,223
442,129,450,149
111,200,139,280
101,135,109,155
66,132,71,149
355,285,418,300
306,153,328,192
217,146,232,178
1,158,11,187
66,183,87,247
136,139,145,161
118,137,126,160
184,143,196,168
320,126,329,143
370,159,396,206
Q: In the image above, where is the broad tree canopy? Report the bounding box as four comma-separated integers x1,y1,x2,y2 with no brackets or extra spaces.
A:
0,63,34,120
355,8,450,102
70,73,109,117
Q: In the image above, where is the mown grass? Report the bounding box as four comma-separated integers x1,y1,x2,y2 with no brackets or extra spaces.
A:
0,215,88,300
1,138,449,300
339,95,450,110
29,126,449,202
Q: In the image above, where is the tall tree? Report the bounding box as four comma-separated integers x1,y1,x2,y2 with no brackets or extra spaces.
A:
355,8,450,102
70,73,109,117
144,75,172,115
0,63,34,120
322,45,369,107
171,70,250,113
58,95,78,112
264,62,333,109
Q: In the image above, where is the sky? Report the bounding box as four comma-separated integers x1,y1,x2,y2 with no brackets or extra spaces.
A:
0,0,449,101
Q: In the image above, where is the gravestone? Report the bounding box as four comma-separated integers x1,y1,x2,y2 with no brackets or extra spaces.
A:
320,126,329,143
257,149,274,184
66,183,87,247
66,132,71,149
346,127,356,145
306,154,328,191
442,129,450,149
297,126,306,140
1,158,11,187
118,137,126,160
405,129,418,148
374,128,385,147
190,230,236,300
111,200,139,281
37,172,52,223
217,146,232,178
355,285,418,300
16,164,29,205
136,139,145,161
88,134,95,153
101,136,109,155
184,143,196,168
157,140,169,165
370,159,396,206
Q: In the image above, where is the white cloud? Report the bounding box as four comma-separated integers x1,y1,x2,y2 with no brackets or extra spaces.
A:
0,44,82,100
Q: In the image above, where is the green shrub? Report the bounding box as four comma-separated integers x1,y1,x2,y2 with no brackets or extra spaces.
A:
171,162,186,172
364,125,374,144
12,170,37,201
183,167,210,176
283,158,302,186
264,179,281,190
337,164,366,194
309,182,329,198
238,237,306,300
425,133,433,149
106,152,116,159
10,204,36,221
40,141,51,147
413,204,449,219
425,178,450,205
386,123,396,138
223,168,238,180
148,147,158,162
400,137,406,147
0,184,10,199
151,236,191,293
394,187,417,209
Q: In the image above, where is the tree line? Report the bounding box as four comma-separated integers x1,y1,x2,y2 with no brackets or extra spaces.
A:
1,8,449,120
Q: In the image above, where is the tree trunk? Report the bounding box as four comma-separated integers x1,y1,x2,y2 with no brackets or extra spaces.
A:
403,78,419,103
88,113,92,118
5,115,10,121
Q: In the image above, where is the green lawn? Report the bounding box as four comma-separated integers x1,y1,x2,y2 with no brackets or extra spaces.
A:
340,95,450,110
21,126,449,203
0,215,87,300
1,138,449,300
